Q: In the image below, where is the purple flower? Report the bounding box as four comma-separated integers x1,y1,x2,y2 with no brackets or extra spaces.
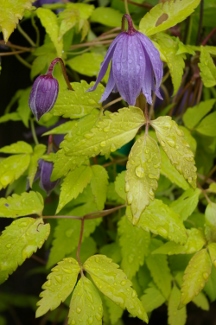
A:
88,14,163,106
29,74,59,121
39,160,58,195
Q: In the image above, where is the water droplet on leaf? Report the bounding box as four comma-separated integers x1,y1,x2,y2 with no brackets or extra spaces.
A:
135,166,145,178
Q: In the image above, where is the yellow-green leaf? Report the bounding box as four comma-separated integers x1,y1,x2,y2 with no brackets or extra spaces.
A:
0,191,44,218
195,111,216,137
127,199,187,244
68,276,103,325
0,218,50,284
208,243,216,268
90,7,122,27
180,249,212,306
139,0,201,36
125,134,160,224
36,8,63,57
151,116,197,188
57,165,93,213
0,154,30,190
67,53,104,77
90,165,108,210
0,0,34,42
84,255,148,323
199,46,216,87
0,141,32,154
168,285,186,325
36,258,80,318
141,284,166,313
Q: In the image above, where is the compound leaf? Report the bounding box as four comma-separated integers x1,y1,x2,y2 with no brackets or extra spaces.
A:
151,116,197,188
0,0,34,42
57,165,93,213
0,154,30,190
180,249,212,306
36,258,80,318
90,165,108,210
118,216,150,279
0,191,44,218
68,276,103,325
139,0,201,36
168,285,186,325
52,81,104,119
0,217,50,284
125,134,160,224
84,255,148,323
127,199,187,244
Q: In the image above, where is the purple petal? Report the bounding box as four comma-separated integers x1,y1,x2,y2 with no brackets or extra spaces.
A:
39,160,58,195
87,33,125,92
100,66,116,102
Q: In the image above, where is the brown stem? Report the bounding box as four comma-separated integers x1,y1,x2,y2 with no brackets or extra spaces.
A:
47,58,73,91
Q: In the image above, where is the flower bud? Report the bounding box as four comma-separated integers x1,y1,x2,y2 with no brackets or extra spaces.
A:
29,74,59,120
39,160,58,195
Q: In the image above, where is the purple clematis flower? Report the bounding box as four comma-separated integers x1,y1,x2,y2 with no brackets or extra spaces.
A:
88,14,163,106
39,160,59,195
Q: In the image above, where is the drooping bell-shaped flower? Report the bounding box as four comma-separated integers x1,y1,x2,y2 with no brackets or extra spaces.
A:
39,160,58,195
88,14,163,106
29,74,59,121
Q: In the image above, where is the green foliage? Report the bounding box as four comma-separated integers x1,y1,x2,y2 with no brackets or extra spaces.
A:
67,53,105,77
199,46,216,87
141,284,166,313
0,218,50,284
168,285,187,325
84,255,148,322
36,258,80,317
125,134,160,224
90,7,122,27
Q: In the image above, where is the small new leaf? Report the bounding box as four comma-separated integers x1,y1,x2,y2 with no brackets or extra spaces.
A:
180,249,212,306
118,216,150,279
0,191,44,218
0,141,32,154
84,255,148,322
0,218,50,284
151,116,197,188
36,258,80,318
125,134,160,224
57,166,93,213
168,285,186,325
68,276,103,325
127,199,187,244
139,0,201,36
199,46,216,87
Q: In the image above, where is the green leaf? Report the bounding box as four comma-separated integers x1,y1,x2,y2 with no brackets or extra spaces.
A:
160,148,189,190
180,249,212,306
84,255,148,322
62,106,145,163
114,171,126,202
57,165,93,213
195,111,216,137
17,88,31,127
28,144,46,187
168,285,186,325
0,191,44,218
90,165,108,210
67,53,104,77
156,33,185,94
151,116,197,188
141,283,166,313
0,217,50,284
0,0,34,42
146,253,172,299
103,296,123,325
208,243,216,268
170,188,201,221
68,276,103,325
90,7,122,27
0,154,30,190
36,258,80,318
139,0,201,36
152,228,205,255
125,134,160,224
0,112,21,123
205,202,216,242
199,46,216,87
52,81,104,119
192,292,209,311
183,99,216,129
118,216,150,279
36,8,63,57
128,199,187,244
204,267,216,302
51,111,100,179
0,141,32,154
100,243,121,265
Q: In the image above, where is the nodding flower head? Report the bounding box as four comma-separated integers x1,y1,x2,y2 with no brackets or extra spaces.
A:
39,160,59,195
29,74,59,121
88,14,163,106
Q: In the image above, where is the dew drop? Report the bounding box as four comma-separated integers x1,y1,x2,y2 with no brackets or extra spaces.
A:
125,183,130,192
203,272,209,280
54,275,62,283
88,317,93,324
110,143,117,152
148,173,157,179
185,156,193,162
103,127,109,132
6,243,11,249
160,140,165,147
127,193,133,205
188,177,193,184
131,290,136,298
100,141,106,147
121,280,126,286
85,133,94,139
135,166,145,178
149,189,154,196
95,313,101,321
76,307,81,314
71,320,76,325
167,139,175,147
157,227,168,237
